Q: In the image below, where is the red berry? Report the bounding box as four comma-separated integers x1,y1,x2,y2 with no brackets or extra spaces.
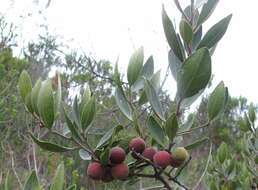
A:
170,157,183,168
129,137,146,153
111,163,129,180
143,147,157,161
109,147,126,164
153,151,171,168
102,167,114,183
87,162,104,180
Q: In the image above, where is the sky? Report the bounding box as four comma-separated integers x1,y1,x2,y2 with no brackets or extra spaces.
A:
1,0,258,103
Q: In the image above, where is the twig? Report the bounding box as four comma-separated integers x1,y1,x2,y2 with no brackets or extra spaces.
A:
10,150,23,189
32,142,38,177
174,156,192,178
192,141,213,190
177,122,210,136
143,185,166,190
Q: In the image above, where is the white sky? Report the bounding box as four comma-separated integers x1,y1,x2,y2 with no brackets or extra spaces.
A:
1,0,258,103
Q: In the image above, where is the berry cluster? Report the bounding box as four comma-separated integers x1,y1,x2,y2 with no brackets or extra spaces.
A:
87,137,189,182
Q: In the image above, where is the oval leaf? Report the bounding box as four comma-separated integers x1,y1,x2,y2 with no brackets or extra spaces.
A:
63,107,82,141
197,0,219,26
147,116,166,147
198,14,232,49
168,49,182,80
81,96,96,130
208,81,227,120
127,47,144,86
18,70,32,102
131,56,154,92
115,87,133,121
144,80,164,120
177,47,211,100
31,79,42,116
30,133,74,152
49,162,65,190
162,6,184,61
37,80,55,129
79,149,92,160
165,113,178,142
217,142,228,164
180,19,193,44
54,73,62,118
23,171,40,190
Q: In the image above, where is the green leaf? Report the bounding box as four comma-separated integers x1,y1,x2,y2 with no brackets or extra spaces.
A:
79,149,91,160
248,103,256,123
18,70,32,102
72,96,81,128
80,85,91,116
168,49,182,80
239,118,249,132
162,6,184,61
54,73,62,118
147,116,166,147
177,48,211,100
179,19,193,44
96,128,114,149
131,56,154,92
31,79,42,116
185,137,208,150
127,47,144,86
37,80,55,129
142,56,154,79
30,133,74,152
25,92,34,114
81,96,96,130
197,0,219,26
23,171,40,190
217,142,228,164
49,162,65,190
144,80,164,120
180,89,204,108
100,147,110,166
179,114,195,132
113,63,121,87
208,81,227,120
95,125,123,149
165,113,178,142
63,107,82,141
66,185,77,190
192,26,202,50
115,87,133,121
198,14,232,49
138,70,161,105
4,171,10,190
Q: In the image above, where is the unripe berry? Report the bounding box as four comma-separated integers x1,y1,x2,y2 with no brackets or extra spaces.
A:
143,147,157,161
109,146,126,164
153,151,171,168
87,162,104,180
111,163,129,180
129,137,146,153
173,147,189,161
